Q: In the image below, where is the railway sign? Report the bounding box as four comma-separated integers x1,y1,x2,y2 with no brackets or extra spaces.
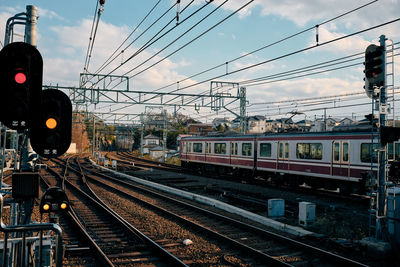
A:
0,42,43,130
30,89,72,158
40,187,69,213
364,44,385,98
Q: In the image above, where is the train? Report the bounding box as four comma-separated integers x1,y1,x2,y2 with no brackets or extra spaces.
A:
179,129,400,194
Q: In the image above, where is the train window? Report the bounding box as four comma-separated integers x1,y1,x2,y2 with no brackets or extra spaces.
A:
260,143,271,157
285,143,289,159
189,143,192,153
342,142,349,162
296,143,322,160
231,142,238,155
361,143,379,163
183,143,186,153
279,143,284,158
333,143,340,161
388,143,400,160
214,143,226,154
205,142,211,153
242,143,252,156
193,143,203,153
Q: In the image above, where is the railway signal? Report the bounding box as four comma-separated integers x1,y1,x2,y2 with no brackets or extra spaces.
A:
0,42,43,130
364,44,385,97
40,187,69,213
380,126,400,146
30,89,72,158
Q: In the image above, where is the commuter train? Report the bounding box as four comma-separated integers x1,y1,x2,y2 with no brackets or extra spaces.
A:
180,130,400,194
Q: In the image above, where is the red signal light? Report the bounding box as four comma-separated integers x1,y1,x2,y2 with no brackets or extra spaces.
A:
15,72,27,84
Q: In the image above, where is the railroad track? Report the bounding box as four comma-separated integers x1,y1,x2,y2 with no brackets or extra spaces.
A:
107,151,183,172
109,151,369,205
42,157,187,266
68,157,369,266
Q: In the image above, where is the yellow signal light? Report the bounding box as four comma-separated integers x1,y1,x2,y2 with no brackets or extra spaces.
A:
60,202,68,210
45,117,57,130
43,203,51,211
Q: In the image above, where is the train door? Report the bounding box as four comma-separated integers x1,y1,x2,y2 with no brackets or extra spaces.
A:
277,141,289,171
331,141,350,176
230,141,238,165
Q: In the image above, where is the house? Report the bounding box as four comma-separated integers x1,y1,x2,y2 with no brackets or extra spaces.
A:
212,118,232,130
144,120,173,131
310,118,340,132
265,119,281,133
276,118,295,132
339,118,353,126
187,123,213,135
143,134,160,154
149,145,164,159
295,119,312,132
247,115,266,133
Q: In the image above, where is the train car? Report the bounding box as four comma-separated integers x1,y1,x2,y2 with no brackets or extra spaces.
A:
179,130,395,194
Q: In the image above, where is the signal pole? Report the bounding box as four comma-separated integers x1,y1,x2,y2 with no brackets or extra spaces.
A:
376,34,387,240
25,5,37,46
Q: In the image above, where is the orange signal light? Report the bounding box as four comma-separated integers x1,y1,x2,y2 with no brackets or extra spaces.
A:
60,202,68,210
43,203,51,211
46,117,57,129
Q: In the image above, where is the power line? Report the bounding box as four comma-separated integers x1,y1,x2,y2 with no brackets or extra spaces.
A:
90,1,380,113
93,0,162,77
120,0,229,79
147,0,379,94
166,18,400,95
82,0,105,76
93,0,195,81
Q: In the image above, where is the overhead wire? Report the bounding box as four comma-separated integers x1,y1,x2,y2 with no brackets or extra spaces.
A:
146,0,379,94
92,0,375,113
82,0,104,77
91,1,398,119
114,0,382,109
92,0,162,79
92,0,195,85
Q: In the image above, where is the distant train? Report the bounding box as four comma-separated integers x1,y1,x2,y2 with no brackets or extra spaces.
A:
179,130,400,194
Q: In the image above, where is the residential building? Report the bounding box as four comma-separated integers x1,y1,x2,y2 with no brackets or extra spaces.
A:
143,134,160,154
187,123,213,135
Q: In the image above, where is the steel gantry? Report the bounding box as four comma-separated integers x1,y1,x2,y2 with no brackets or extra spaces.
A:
46,75,247,133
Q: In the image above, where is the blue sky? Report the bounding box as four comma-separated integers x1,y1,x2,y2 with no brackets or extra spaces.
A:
1,0,399,123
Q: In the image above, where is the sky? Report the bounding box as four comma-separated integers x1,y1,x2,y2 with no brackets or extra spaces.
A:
1,0,400,124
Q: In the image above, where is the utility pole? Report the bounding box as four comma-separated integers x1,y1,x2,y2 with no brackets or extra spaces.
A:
162,110,167,163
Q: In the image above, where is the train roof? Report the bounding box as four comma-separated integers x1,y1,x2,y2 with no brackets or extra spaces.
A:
181,129,378,141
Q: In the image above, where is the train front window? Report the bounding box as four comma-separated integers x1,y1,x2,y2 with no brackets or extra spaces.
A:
361,143,379,163
260,143,271,157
